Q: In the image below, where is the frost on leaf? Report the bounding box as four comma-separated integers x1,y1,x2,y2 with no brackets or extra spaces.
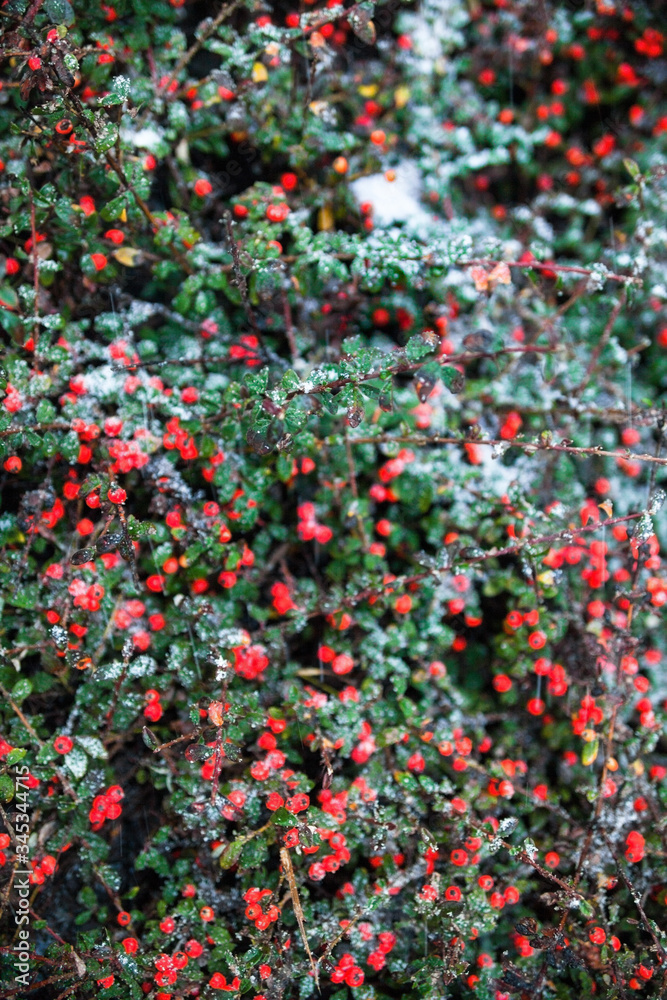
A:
347,403,364,427
348,3,376,46
71,547,95,565
185,744,214,763
633,512,654,542
647,489,666,516
414,367,437,403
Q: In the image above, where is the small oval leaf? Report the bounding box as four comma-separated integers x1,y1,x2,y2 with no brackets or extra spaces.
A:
185,743,214,763
142,726,159,750
71,547,95,565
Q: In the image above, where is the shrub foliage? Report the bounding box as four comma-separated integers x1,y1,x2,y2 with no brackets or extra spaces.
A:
0,0,667,998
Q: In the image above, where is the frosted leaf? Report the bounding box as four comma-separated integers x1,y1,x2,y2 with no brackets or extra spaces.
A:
347,404,364,427
129,656,158,678
113,75,131,98
50,625,68,648
63,746,88,779
185,744,214,763
77,736,107,759
498,816,518,835
71,547,95,565
522,838,538,860
216,628,251,648
647,489,666,515
633,512,653,542
414,367,436,402
586,263,610,292
348,3,376,45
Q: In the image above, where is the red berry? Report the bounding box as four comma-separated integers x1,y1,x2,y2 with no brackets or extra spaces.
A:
90,253,107,271
53,735,73,755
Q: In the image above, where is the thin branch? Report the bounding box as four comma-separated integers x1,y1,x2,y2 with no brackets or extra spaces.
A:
575,287,628,395
347,432,667,468
252,510,644,640
280,846,319,988
223,210,261,338
458,258,636,284
602,832,667,963
166,0,244,91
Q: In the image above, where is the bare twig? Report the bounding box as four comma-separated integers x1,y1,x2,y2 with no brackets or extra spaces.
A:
280,846,319,989
166,0,244,91
347,432,667,469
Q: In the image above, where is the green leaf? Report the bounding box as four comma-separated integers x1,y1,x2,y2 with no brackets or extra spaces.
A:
7,747,27,766
100,76,131,107
276,452,294,482
219,838,245,869
125,515,157,540
440,364,465,394
7,583,38,610
93,123,119,154
623,158,641,181
11,678,32,702
26,429,42,447
244,369,269,394
0,285,19,312
44,0,75,24
100,193,129,221
0,774,14,802
320,391,339,415
284,402,306,432
405,334,435,362
282,369,300,392
142,727,159,750
581,738,599,766
36,399,56,422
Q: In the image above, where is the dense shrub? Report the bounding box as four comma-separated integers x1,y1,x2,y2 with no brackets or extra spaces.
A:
1,0,667,998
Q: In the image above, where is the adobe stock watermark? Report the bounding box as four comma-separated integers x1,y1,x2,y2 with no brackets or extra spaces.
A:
12,764,32,992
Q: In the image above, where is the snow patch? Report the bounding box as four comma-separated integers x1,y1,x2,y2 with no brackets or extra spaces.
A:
350,161,438,235
121,126,165,151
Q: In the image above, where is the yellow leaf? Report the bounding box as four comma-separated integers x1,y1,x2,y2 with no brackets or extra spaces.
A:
252,62,268,83
113,247,142,267
394,85,410,108
309,101,328,116
582,738,599,766
358,84,378,98
598,500,613,517
317,205,334,232
119,208,128,223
